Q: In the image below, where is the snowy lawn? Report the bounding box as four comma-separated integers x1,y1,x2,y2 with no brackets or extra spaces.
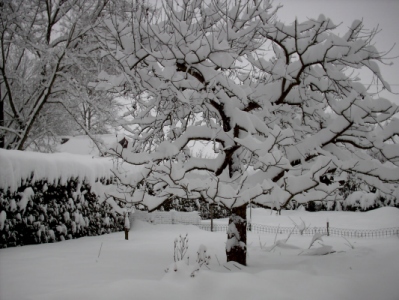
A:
1,208,399,300
205,207,399,229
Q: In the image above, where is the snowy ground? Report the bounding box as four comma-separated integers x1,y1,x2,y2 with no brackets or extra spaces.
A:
1,208,398,300
205,207,399,229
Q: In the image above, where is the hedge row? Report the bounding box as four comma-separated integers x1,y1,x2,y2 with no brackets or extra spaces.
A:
0,178,124,248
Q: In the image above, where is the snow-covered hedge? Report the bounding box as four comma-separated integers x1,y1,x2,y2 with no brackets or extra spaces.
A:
301,189,399,212
160,197,231,219
0,150,124,248
132,210,201,225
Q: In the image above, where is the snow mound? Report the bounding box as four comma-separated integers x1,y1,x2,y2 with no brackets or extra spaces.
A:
363,207,399,219
163,260,197,281
301,245,334,256
0,149,114,193
56,134,124,156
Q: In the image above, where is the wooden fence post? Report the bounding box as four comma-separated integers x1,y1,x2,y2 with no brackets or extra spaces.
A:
327,219,330,236
210,204,213,232
124,211,130,240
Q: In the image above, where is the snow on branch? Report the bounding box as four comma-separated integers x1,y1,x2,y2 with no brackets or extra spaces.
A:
97,0,399,209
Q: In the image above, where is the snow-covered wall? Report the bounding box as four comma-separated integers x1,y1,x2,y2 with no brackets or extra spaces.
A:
0,149,125,248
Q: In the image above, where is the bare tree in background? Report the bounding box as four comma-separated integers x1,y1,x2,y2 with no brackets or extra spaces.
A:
0,0,119,151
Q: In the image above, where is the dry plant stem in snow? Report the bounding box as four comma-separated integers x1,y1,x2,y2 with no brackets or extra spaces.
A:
164,234,189,273
174,234,189,262
289,217,310,235
215,254,221,266
96,242,103,262
308,233,326,249
196,245,211,267
342,237,355,249
268,226,296,252
191,245,211,277
259,236,267,249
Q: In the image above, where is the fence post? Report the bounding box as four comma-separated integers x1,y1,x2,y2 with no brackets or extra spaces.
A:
327,220,330,236
124,211,130,240
171,210,175,224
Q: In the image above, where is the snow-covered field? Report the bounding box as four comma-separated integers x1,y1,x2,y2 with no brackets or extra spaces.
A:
1,208,398,300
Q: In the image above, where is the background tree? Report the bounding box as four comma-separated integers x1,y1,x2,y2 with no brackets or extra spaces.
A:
98,0,399,265
0,0,119,151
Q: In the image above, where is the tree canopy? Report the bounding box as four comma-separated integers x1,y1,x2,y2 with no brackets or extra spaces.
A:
97,0,399,265
99,0,398,206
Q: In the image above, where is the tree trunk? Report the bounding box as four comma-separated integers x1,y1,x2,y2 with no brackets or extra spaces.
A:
226,204,247,266
0,99,4,148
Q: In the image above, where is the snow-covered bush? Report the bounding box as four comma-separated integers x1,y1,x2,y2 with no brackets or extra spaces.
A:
0,178,124,248
304,189,399,212
0,150,125,248
301,172,399,212
160,197,230,220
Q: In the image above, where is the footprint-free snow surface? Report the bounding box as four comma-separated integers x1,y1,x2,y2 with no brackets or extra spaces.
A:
1,208,398,300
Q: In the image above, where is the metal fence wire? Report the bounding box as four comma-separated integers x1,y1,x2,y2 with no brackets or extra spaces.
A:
131,211,399,239
198,224,229,232
198,223,399,238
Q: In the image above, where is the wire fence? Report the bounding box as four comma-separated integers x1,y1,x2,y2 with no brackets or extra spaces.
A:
131,211,399,239
131,210,201,226
198,223,399,238
198,224,229,232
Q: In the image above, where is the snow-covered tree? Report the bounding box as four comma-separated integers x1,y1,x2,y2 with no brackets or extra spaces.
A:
97,0,399,265
0,0,117,150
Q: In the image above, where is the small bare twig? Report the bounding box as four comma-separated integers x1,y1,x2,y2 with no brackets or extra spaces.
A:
285,226,296,243
289,217,311,235
267,226,297,252
215,254,221,266
223,265,231,271
98,242,103,259
342,236,355,249
258,235,266,249
308,233,326,249
174,234,189,262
